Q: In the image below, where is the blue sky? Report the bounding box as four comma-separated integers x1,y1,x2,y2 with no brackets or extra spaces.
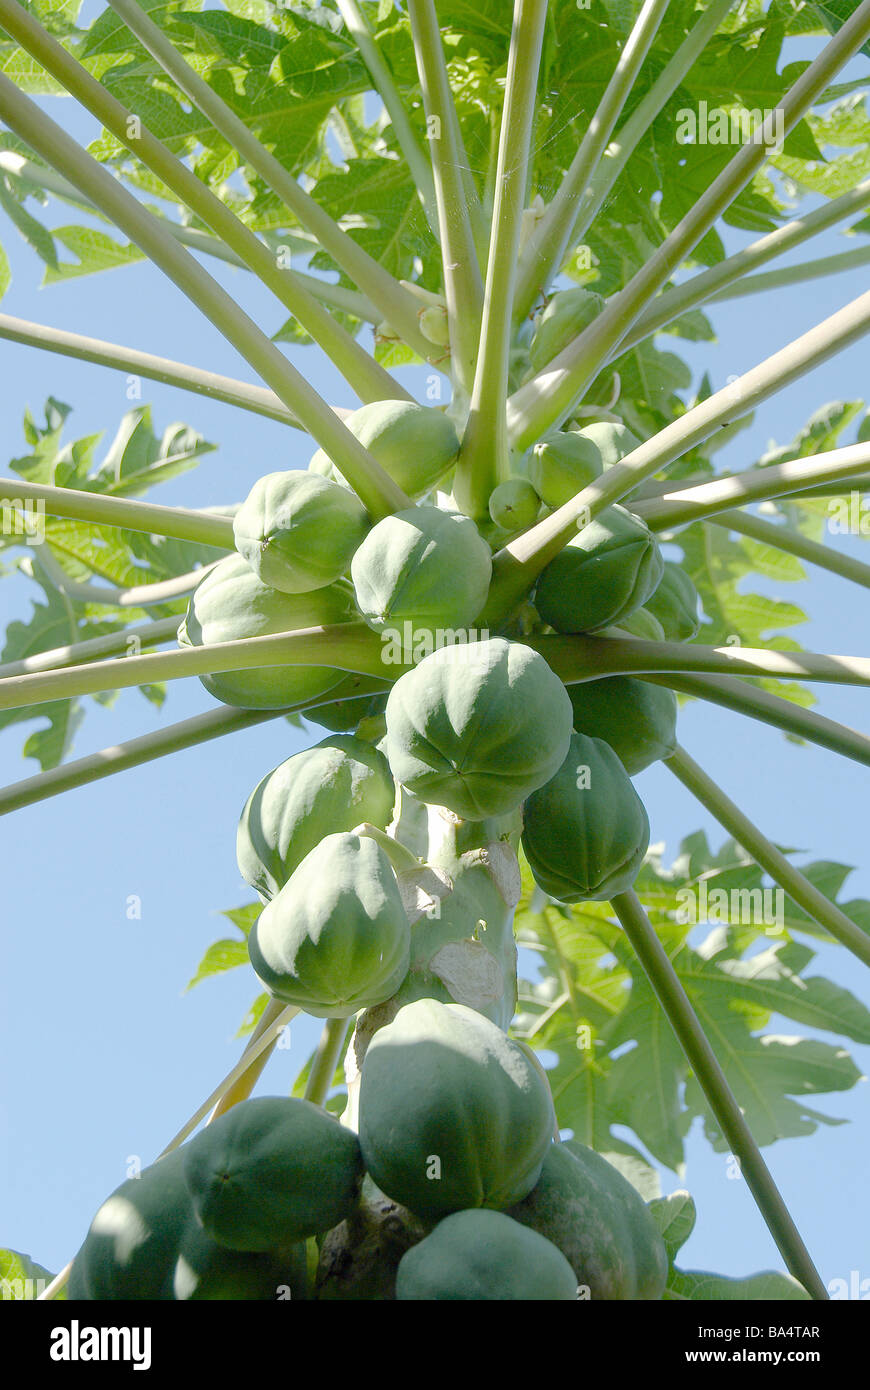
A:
1,33,870,1295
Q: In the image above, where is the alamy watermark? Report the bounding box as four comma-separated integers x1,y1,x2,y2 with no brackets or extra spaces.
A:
827,493,870,535
676,880,785,934
1,497,45,545
380,622,492,667
675,102,784,150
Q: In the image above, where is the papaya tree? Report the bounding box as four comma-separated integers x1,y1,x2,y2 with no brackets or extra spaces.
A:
2,0,870,1304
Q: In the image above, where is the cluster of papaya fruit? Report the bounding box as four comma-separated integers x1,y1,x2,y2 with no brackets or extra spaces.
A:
69,298,705,1298
70,1006,668,1300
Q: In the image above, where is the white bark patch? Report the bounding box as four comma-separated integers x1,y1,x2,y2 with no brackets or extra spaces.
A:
396,864,453,925
478,841,522,907
430,939,506,1009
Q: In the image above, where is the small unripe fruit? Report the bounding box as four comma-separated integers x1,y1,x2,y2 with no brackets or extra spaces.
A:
488,477,541,531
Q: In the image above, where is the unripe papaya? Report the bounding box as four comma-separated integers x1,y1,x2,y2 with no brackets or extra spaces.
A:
419,304,450,347
529,288,605,370
69,1150,189,1300
646,560,701,641
358,998,556,1220
567,677,678,775
182,1097,364,1251
232,471,369,594
573,419,642,468
178,553,351,709
351,506,492,642
384,637,574,820
248,831,410,1016
507,1142,668,1300
528,430,603,509
172,1216,304,1301
236,734,396,901
396,1209,578,1301
308,400,460,498
68,1149,308,1301
608,606,665,642
521,731,649,901
488,477,541,531
534,505,664,633
304,680,388,733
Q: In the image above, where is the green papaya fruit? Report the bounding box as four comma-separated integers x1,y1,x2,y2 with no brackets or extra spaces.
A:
309,400,460,498
178,553,351,710
529,288,605,370
304,679,388,733
172,1216,304,1301
383,637,574,820
395,1209,578,1301
237,733,395,901
419,304,450,347
351,506,492,643
248,831,410,1016
567,676,678,775
232,471,369,594
68,1149,307,1301
507,1142,669,1300
358,998,555,1221
528,430,603,508
182,1097,364,1252
488,477,541,531
646,559,701,641
572,420,642,468
521,731,650,901
607,606,665,642
534,505,664,633
69,1150,190,1300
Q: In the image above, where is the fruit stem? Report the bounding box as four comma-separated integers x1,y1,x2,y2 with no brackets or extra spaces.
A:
351,822,422,874
513,0,670,320
0,615,180,680
335,0,439,236
619,178,870,353
514,0,736,319
665,744,870,969
0,150,379,322
0,476,234,549
642,670,870,770
0,74,410,518
102,0,434,361
611,889,829,1301
0,623,398,713
483,282,870,624
0,312,354,429
455,0,549,520
509,2,870,445
530,632,870,688
407,0,485,394
0,0,408,409
707,510,870,592
207,997,292,1123
304,1018,350,1107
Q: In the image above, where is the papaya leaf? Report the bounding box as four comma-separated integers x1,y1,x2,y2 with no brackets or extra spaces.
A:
0,1247,61,1300
647,1190,697,1261
186,938,250,991
41,225,145,284
669,1266,812,1299
516,836,870,1170
811,0,870,58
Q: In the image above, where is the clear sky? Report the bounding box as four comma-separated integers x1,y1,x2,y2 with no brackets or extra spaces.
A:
1,42,869,1295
